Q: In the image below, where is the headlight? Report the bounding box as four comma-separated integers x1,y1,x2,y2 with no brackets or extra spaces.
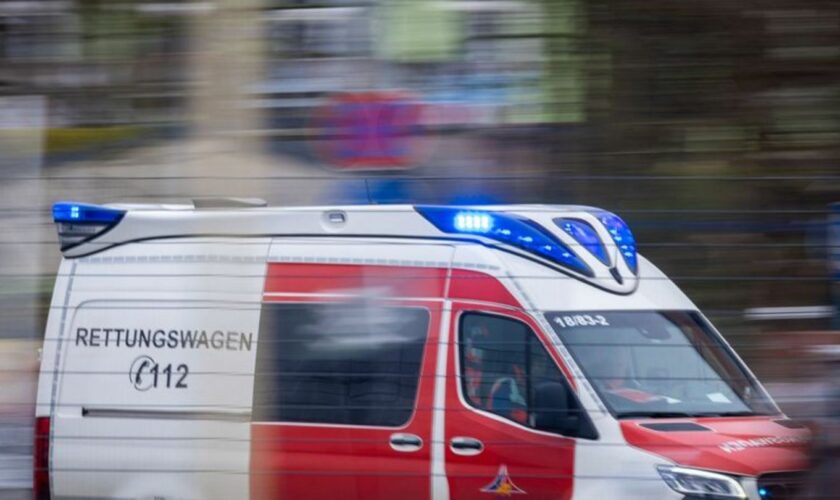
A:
657,465,746,499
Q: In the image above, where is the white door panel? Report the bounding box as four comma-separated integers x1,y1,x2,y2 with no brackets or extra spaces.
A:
52,300,259,499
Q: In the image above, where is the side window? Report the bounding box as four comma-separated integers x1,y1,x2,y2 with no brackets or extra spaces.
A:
252,303,430,427
460,313,596,439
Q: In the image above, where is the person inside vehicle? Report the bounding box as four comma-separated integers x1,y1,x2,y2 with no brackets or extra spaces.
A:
487,360,528,425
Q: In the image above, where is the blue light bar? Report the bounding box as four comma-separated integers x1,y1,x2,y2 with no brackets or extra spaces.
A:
593,211,638,273
554,218,609,265
52,202,126,251
53,202,125,224
454,212,493,233
416,206,593,277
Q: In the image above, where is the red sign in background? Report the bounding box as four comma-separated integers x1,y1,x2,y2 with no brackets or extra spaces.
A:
312,92,428,170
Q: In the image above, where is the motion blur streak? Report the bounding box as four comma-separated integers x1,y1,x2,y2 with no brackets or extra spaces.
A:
2,0,840,498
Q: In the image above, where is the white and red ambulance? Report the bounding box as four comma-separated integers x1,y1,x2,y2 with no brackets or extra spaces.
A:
35,201,810,500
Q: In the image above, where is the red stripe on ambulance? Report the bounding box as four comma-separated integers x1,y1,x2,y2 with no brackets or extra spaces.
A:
263,263,448,298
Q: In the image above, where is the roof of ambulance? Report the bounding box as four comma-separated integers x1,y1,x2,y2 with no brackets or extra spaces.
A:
103,203,598,212
55,200,699,310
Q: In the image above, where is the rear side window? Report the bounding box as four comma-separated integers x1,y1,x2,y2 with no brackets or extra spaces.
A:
252,303,430,427
459,313,596,439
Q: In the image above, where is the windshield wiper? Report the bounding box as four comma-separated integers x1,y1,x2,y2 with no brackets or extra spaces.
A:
615,411,697,419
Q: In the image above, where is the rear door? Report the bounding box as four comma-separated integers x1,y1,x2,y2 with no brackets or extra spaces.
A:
50,239,268,500
250,240,453,500
444,303,595,500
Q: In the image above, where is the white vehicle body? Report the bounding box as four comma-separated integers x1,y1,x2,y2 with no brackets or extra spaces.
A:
35,202,809,500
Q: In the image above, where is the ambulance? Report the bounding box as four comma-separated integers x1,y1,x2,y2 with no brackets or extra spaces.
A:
35,200,810,500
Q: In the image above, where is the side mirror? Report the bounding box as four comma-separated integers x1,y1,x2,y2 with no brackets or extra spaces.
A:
533,381,573,431
533,381,597,439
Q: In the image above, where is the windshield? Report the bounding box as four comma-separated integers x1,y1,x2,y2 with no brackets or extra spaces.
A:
545,311,778,418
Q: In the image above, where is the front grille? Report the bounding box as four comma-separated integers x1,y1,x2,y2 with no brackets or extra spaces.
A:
757,471,806,500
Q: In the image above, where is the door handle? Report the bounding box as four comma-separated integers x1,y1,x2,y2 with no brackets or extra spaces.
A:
389,433,423,452
450,436,484,456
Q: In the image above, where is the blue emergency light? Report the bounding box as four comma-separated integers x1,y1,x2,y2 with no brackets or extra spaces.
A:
52,202,126,250
555,218,609,265
592,210,638,273
416,206,594,277
453,212,493,233
53,202,125,223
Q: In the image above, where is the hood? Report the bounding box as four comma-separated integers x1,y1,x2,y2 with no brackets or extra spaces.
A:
621,417,811,476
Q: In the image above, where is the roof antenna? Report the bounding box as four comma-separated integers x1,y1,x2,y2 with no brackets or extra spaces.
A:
364,178,376,204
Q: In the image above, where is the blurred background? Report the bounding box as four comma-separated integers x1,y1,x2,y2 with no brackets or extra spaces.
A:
2,0,840,496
